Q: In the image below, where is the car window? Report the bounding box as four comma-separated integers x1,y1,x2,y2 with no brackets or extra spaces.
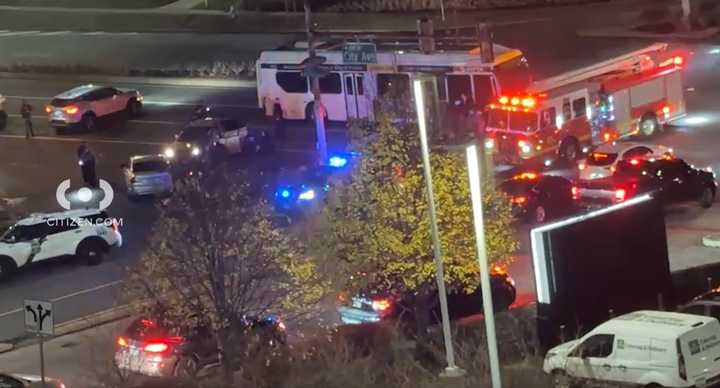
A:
319,73,341,94
579,334,614,358
622,147,653,160
2,223,47,243
0,375,23,388
276,71,308,94
536,176,572,198
133,160,169,173
541,107,556,128
572,97,587,118
94,88,115,100
124,318,172,340
681,304,707,316
50,98,77,107
46,218,79,235
220,119,241,132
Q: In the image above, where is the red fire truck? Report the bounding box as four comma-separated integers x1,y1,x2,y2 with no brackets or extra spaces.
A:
484,43,686,165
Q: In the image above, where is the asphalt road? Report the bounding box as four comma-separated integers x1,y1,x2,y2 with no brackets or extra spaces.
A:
0,4,718,382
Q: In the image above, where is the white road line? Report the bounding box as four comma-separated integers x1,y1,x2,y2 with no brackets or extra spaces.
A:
129,119,178,125
0,134,163,146
35,30,71,36
0,30,40,37
83,31,105,35
0,280,124,319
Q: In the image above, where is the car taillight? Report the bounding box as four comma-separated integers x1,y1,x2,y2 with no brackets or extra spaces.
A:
678,339,687,380
64,105,79,114
45,106,52,113
578,162,586,170
117,336,128,347
571,186,579,200
615,188,627,202
144,342,169,353
630,159,640,166
511,196,527,204
371,298,391,312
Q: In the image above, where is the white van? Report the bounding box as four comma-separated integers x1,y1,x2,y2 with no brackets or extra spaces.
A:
544,311,720,388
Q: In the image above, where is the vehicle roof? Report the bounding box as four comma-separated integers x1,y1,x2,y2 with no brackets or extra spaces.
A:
131,154,167,164
54,84,103,99
593,142,669,154
17,208,105,225
597,311,714,336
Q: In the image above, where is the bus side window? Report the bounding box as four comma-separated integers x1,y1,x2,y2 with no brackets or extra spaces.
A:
562,99,572,122
436,75,447,102
319,73,342,94
276,72,308,94
473,75,494,110
377,73,410,98
572,97,587,118
356,75,364,95
447,74,472,104
541,107,556,129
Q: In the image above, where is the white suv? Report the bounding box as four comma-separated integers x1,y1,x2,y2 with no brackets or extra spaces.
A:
0,209,122,279
46,84,143,131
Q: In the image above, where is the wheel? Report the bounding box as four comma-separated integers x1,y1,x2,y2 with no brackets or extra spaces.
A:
126,99,142,118
639,114,660,137
172,356,199,378
551,370,574,388
534,205,548,224
0,256,17,281
0,111,6,130
559,139,580,163
700,187,715,208
81,113,97,131
77,240,105,265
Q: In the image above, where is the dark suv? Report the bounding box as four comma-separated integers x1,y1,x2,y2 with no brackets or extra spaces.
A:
114,315,286,378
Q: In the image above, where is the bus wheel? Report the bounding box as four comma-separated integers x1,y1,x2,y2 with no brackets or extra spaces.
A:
639,114,660,137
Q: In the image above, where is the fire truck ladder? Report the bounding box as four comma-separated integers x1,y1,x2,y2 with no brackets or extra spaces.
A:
529,43,669,94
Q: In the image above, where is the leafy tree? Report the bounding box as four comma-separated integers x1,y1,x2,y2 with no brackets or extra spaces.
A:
315,108,517,332
123,170,327,386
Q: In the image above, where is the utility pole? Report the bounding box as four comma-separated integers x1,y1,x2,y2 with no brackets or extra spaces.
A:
304,0,328,165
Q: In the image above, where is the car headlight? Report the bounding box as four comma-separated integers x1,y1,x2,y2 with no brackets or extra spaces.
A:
298,189,316,201
164,148,175,158
191,147,201,156
484,138,495,149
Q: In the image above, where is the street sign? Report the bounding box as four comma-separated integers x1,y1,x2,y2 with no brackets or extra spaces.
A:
24,299,54,336
342,43,377,65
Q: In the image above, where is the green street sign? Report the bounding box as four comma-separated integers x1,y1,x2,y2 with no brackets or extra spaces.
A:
342,43,377,65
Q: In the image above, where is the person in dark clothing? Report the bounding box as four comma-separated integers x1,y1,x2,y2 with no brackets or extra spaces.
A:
77,143,98,188
451,92,471,141
20,100,34,139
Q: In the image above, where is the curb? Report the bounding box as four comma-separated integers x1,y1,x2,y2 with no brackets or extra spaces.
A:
577,26,720,40
703,234,720,248
0,304,132,354
0,72,256,89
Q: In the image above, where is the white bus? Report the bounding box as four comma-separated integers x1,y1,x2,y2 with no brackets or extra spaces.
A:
256,40,530,122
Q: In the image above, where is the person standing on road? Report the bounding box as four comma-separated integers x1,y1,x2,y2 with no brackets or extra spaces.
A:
20,100,34,139
77,143,98,188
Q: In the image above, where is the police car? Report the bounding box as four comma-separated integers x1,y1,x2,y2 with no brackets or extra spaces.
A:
0,209,122,279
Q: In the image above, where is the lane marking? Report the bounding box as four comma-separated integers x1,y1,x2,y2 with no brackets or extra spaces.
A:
35,30,71,36
83,31,105,35
8,113,178,126
0,30,40,37
0,133,163,146
0,279,124,319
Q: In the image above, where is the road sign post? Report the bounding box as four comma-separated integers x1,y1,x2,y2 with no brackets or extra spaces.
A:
304,0,328,166
24,299,54,388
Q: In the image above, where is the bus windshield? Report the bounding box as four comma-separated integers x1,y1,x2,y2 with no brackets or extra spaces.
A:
487,110,538,132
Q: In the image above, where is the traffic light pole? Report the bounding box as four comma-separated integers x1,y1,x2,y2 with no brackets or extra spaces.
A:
304,1,328,165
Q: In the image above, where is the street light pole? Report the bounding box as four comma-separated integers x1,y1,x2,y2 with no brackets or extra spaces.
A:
304,0,328,165
466,144,503,388
412,79,465,378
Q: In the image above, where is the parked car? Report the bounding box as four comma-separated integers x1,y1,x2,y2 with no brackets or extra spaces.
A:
0,372,65,388
45,84,142,131
544,310,720,388
0,93,6,130
337,268,516,325
499,172,576,224
115,315,285,378
574,157,717,208
121,155,173,199
0,209,122,279
678,287,720,320
578,142,673,180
